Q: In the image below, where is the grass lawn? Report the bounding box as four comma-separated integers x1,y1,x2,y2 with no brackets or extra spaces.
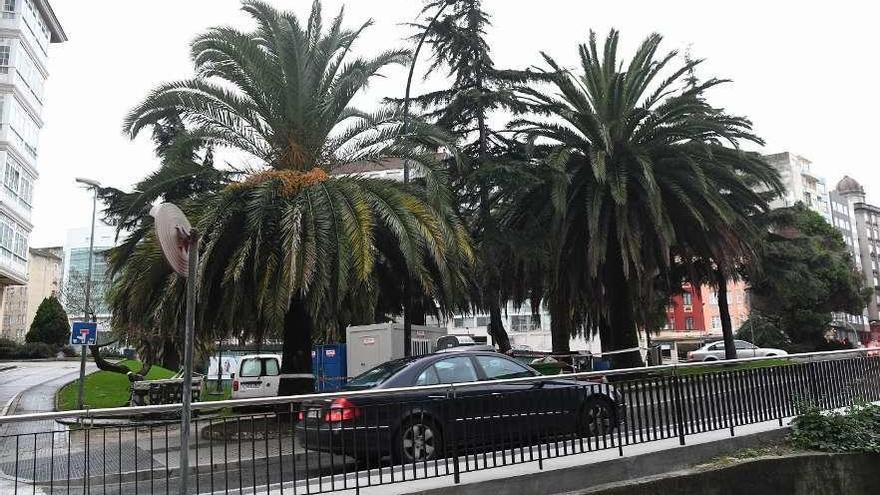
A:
56,360,176,411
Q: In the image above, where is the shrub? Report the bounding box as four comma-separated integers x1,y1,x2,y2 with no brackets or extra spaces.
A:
790,403,880,453
60,346,78,357
815,339,853,352
16,342,55,359
25,296,70,348
0,338,18,359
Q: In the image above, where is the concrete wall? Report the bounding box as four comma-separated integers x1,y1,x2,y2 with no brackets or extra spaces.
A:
580,453,880,495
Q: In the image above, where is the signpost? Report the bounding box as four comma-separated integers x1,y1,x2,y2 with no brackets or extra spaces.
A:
151,203,198,495
70,321,98,346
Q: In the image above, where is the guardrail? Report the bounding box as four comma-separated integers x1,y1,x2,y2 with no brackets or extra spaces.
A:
0,348,877,494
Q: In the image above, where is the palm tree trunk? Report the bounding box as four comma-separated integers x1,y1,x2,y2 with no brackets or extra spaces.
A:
488,300,511,353
549,295,571,355
278,298,315,396
603,247,644,369
716,269,737,360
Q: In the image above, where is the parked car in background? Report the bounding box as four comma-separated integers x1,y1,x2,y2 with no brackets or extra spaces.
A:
687,340,787,362
231,354,282,399
295,350,624,463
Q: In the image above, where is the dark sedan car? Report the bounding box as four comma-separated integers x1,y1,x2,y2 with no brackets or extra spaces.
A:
295,350,623,463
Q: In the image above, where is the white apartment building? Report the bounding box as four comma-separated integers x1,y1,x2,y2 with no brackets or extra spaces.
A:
446,301,603,353
764,152,831,222
0,0,65,290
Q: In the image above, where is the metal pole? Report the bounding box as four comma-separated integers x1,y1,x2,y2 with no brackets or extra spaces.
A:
77,186,98,410
179,229,199,495
400,0,451,357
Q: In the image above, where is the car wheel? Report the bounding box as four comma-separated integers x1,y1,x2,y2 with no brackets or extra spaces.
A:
579,398,615,436
395,416,443,463
703,357,718,362
765,354,776,357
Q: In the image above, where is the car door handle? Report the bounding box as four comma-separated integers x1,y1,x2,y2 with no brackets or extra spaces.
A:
490,392,502,397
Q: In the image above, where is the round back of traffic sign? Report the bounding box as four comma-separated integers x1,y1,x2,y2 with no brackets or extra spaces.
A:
150,202,193,277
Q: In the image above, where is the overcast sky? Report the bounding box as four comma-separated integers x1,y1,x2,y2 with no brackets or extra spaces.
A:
30,0,880,246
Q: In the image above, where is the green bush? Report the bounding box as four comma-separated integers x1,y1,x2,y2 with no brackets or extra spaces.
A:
0,338,58,359
790,403,880,453
18,342,55,359
25,296,70,348
0,338,19,359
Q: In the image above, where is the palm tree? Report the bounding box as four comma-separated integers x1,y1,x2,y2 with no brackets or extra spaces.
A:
121,0,473,394
512,31,782,367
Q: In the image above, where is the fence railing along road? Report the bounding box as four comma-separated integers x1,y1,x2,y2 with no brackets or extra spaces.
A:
0,348,877,494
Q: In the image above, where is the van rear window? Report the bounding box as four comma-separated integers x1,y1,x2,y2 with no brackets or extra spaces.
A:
240,359,262,377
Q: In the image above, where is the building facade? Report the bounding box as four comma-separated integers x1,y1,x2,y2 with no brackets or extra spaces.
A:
764,152,831,222
0,1,65,289
665,283,707,333
702,280,750,333
62,223,116,324
0,245,60,341
767,154,869,336
446,301,602,353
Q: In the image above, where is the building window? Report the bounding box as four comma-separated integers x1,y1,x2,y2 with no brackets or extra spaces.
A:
683,292,693,306
711,316,721,329
4,161,19,194
685,317,695,330
453,317,467,328
0,43,9,74
475,316,490,327
511,314,540,333
1,0,14,19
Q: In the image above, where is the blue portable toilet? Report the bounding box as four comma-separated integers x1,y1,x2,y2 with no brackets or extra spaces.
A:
312,344,348,392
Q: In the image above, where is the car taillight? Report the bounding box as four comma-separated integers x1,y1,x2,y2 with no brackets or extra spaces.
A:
232,380,239,391
687,352,694,360
324,397,359,422
297,410,305,421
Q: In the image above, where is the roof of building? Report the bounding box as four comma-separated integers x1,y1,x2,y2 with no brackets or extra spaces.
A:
29,246,63,261
34,0,67,43
836,176,864,194
331,157,406,175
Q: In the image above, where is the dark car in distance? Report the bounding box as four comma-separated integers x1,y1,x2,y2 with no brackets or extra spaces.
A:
295,350,624,463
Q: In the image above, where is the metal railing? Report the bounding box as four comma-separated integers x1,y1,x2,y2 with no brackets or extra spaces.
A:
0,348,878,494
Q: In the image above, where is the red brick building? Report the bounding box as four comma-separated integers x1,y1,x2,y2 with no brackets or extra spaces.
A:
665,283,707,332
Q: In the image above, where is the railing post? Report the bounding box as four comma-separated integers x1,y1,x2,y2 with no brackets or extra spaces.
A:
448,385,460,484
671,373,686,446
808,359,822,407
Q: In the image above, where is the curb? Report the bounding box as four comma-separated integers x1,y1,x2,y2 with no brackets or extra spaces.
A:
1,391,23,416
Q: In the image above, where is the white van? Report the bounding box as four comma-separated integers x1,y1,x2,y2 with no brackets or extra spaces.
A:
231,354,282,399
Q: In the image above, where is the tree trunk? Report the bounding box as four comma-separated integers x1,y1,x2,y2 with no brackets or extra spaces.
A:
89,345,130,374
403,281,412,357
602,246,644,369
549,295,571,355
161,338,181,373
278,298,315,396
488,300,511,353
716,269,737,360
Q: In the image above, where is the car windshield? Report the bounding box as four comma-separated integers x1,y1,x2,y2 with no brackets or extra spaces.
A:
343,358,415,390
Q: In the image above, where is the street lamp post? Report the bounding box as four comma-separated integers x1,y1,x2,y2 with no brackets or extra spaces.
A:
75,177,100,410
400,0,452,357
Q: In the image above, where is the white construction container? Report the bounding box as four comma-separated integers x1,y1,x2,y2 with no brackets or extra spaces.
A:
346,323,447,377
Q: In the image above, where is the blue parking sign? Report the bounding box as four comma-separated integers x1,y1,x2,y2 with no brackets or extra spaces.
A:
70,321,98,346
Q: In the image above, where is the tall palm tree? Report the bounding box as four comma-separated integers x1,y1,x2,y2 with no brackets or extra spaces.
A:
512,31,782,367
121,0,473,394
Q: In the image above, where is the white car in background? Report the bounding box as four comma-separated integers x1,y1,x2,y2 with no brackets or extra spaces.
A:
231,354,282,399
687,340,787,362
